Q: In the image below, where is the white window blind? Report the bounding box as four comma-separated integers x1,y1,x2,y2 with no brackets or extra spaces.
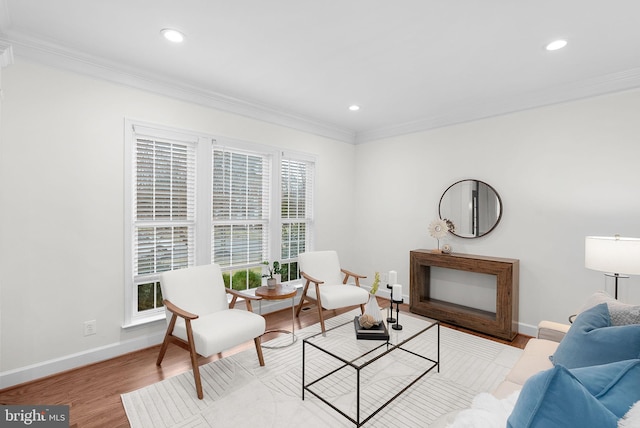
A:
132,136,197,312
280,156,314,282
212,148,271,290
125,121,315,326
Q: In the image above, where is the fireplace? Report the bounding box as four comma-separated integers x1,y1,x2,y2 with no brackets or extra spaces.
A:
409,250,519,340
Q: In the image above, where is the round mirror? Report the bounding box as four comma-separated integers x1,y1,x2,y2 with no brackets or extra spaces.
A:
438,179,502,239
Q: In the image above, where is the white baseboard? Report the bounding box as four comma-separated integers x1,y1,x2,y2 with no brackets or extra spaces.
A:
0,295,301,390
0,290,538,390
516,322,538,338
0,331,166,389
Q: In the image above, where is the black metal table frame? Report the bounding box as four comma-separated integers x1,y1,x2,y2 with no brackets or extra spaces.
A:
302,319,440,427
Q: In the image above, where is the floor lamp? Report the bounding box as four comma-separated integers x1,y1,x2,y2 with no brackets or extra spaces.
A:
585,235,640,299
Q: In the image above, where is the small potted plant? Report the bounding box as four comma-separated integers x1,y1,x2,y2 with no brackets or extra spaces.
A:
262,261,281,289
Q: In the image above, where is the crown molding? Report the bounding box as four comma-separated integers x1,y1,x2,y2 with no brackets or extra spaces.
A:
0,41,13,68
3,31,640,146
355,67,640,144
2,32,356,144
0,0,10,30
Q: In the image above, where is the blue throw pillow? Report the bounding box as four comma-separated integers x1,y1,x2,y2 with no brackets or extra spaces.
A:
571,359,640,418
551,303,640,369
507,365,617,428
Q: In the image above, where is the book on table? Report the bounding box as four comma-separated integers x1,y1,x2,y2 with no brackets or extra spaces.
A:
353,316,390,340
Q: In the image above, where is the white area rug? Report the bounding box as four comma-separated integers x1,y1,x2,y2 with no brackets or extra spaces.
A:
121,310,522,427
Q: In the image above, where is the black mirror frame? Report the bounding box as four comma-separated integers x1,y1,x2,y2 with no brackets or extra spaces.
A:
438,179,503,239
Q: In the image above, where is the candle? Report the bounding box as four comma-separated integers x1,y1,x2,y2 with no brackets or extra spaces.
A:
392,284,403,302
388,270,397,285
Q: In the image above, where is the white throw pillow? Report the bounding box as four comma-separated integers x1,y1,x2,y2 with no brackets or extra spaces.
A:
578,291,640,325
618,401,640,428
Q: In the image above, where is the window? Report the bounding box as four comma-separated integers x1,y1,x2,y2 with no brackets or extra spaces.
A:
124,122,205,326
134,137,196,310
212,147,271,291
124,121,315,326
279,156,314,282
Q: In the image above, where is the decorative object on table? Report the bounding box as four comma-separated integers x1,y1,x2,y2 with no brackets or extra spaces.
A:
428,218,454,253
442,243,453,254
358,313,376,328
262,260,281,288
362,271,384,325
386,270,397,324
585,235,640,299
354,315,389,340
391,283,404,331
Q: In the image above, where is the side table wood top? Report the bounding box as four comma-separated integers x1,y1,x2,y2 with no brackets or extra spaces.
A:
255,284,297,300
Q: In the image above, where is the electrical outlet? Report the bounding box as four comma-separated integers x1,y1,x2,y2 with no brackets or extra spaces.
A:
84,320,97,336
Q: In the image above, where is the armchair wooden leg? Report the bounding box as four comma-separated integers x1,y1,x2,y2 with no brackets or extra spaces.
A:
254,337,265,366
296,280,312,318
295,297,306,318
317,305,326,334
360,303,365,314
185,319,204,399
156,314,177,366
311,285,328,334
313,284,327,334
190,351,204,400
156,336,170,366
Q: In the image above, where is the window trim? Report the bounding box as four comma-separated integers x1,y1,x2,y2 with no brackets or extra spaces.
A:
278,150,316,281
123,120,315,327
123,119,212,327
211,140,273,289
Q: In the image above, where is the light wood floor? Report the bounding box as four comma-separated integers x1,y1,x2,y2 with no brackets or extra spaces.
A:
0,298,530,428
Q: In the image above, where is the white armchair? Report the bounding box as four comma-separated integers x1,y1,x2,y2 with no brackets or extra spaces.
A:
295,250,370,333
156,264,266,399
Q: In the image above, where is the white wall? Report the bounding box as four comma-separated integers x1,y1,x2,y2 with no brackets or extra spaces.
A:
2,58,640,387
352,89,640,333
0,60,4,376
0,60,357,385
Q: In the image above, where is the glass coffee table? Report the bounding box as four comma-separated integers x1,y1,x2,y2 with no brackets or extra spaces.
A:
302,313,439,427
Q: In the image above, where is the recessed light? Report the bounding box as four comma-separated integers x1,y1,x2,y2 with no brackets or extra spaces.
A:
349,105,360,111
546,39,567,51
161,28,185,43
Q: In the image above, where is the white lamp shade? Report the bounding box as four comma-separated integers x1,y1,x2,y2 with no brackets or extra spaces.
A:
585,236,640,275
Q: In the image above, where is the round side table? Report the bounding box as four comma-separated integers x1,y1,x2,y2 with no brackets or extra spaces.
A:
255,284,298,348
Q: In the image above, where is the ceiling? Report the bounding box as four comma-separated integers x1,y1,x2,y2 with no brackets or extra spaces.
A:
1,0,640,144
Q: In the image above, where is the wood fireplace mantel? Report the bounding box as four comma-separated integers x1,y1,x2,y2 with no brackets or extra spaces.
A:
409,250,519,340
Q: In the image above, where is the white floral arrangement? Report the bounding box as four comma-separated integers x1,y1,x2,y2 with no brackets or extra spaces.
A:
428,219,450,238
428,218,455,252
